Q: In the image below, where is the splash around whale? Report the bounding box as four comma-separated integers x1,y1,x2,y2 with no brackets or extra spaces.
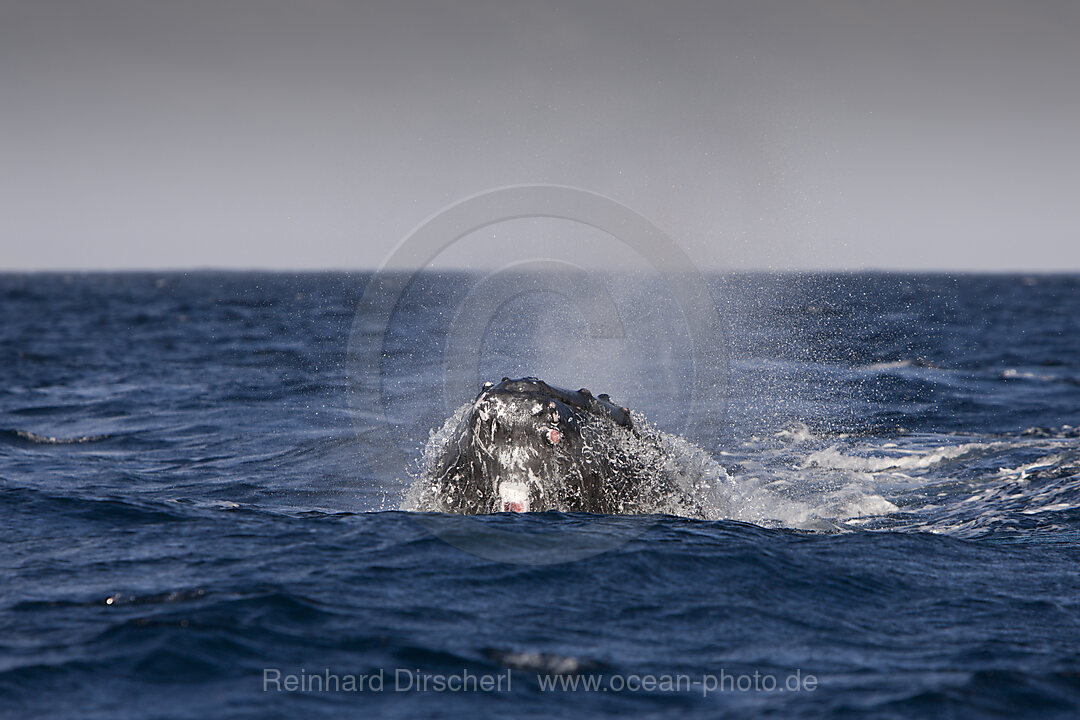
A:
403,377,734,516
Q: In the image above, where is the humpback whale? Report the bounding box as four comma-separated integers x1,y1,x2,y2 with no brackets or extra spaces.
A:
412,377,719,515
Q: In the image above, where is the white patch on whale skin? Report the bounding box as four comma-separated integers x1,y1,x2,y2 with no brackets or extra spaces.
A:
497,480,531,512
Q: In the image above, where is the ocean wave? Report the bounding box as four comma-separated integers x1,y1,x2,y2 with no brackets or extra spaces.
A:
1,428,111,445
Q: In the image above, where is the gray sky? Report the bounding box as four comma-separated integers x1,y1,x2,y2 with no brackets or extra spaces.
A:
2,0,1078,271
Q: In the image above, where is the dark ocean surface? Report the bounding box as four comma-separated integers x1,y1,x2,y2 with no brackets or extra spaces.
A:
2,271,1080,718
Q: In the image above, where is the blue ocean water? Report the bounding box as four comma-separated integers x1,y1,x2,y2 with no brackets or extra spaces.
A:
2,271,1079,718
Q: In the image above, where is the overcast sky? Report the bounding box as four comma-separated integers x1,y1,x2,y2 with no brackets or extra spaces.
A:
2,0,1078,271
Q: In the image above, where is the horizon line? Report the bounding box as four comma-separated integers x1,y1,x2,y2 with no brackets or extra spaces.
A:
3,265,1079,277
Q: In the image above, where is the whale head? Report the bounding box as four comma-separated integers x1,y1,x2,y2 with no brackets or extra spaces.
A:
430,377,633,514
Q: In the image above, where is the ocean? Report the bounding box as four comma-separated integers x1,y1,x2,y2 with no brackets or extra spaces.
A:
2,271,1079,718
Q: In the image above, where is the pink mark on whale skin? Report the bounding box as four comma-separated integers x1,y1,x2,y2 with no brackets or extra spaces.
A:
547,428,561,445
502,500,527,512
